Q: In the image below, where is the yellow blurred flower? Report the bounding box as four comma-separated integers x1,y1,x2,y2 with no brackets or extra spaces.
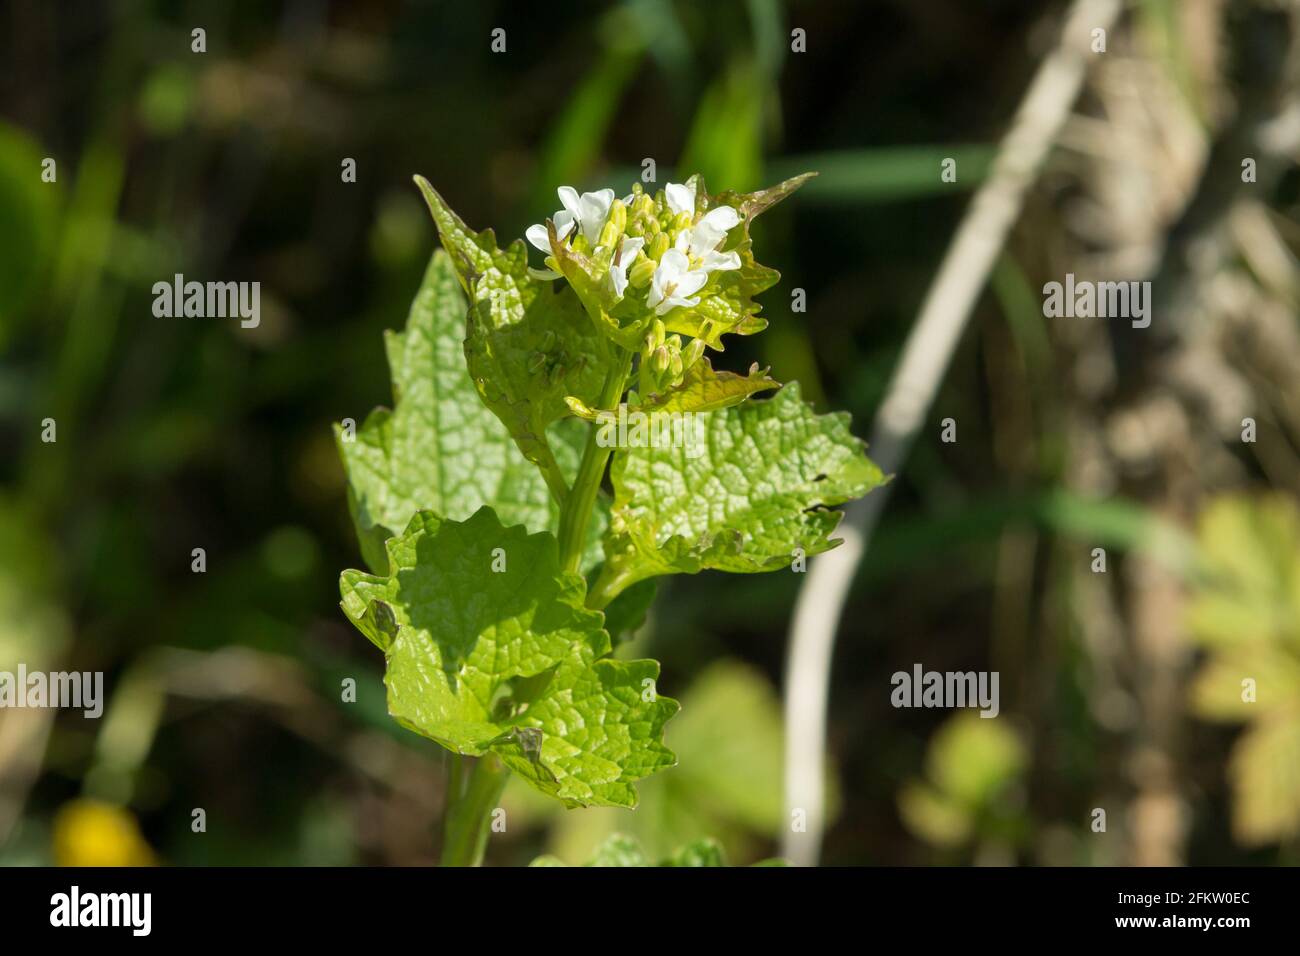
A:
52,799,156,867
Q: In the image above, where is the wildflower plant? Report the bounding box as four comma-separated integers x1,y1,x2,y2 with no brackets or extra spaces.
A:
334,170,884,864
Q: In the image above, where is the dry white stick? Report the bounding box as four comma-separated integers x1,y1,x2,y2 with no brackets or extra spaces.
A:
781,0,1122,866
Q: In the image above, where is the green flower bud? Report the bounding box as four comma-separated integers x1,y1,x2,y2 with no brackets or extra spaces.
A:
650,345,670,375
669,350,683,382
628,255,655,288
682,337,705,370
651,320,667,350
597,199,627,248
647,232,669,261
527,352,546,374
665,334,681,353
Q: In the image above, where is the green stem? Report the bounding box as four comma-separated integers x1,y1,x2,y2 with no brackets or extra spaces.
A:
536,453,571,506
440,755,509,867
557,349,633,574
587,562,642,610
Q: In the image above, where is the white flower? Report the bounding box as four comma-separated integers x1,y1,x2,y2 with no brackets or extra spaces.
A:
646,248,708,316
671,204,742,275
525,185,617,279
566,186,616,244
525,216,572,255
608,236,645,299
665,181,697,216
525,211,572,280
675,231,740,274
682,205,740,256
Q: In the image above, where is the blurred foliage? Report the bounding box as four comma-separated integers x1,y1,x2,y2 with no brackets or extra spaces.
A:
1188,495,1300,846
898,712,1027,855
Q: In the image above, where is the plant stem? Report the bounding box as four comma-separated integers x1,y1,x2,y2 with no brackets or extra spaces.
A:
557,349,633,574
587,561,639,610
536,454,571,507
440,754,509,867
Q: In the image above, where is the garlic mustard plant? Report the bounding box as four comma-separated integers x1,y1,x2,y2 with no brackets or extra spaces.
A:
334,170,884,865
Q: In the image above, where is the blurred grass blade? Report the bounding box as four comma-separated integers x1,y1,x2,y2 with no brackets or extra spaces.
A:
769,145,994,204
861,489,1194,583
746,0,786,83
531,33,645,211
679,58,766,192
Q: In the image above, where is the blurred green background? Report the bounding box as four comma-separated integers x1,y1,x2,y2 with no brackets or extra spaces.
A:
1,0,1298,866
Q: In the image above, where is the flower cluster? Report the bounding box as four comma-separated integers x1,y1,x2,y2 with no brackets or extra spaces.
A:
525,179,749,397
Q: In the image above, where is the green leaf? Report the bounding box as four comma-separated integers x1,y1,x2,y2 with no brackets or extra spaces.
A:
414,177,606,482
543,659,799,864
636,358,779,414
339,508,677,808
335,251,571,572
713,172,818,220
599,383,884,591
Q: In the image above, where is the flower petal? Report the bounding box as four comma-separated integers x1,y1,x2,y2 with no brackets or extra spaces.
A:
557,186,582,221
665,182,696,216
578,189,615,242
658,248,690,281
611,266,630,298
646,281,665,310
608,236,645,299
525,224,551,252
655,293,700,316
698,206,740,232
616,235,645,266
553,211,575,241
699,250,741,273
674,269,708,299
